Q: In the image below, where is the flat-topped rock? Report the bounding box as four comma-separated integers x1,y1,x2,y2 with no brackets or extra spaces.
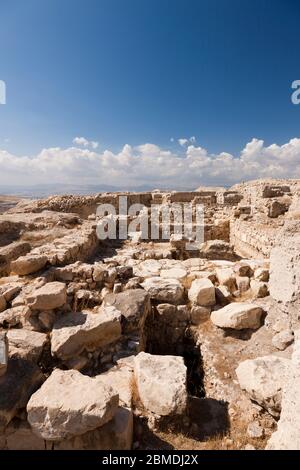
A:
7,329,48,362
51,306,122,360
103,289,151,333
10,254,48,276
26,282,67,310
211,302,263,330
141,277,184,304
188,278,215,306
27,369,119,441
134,352,187,416
0,306,31,328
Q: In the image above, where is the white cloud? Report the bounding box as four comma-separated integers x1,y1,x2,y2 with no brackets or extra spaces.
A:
178,136,196,146
1,137,300,189
73,136,99,149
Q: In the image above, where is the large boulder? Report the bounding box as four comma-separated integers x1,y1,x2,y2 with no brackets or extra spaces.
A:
103,289,151,333
211,302,263,330
51,306,121,360
0,358,44,428
141,277,184,304
27,369,119,441
10,254,48,276
27,282,66,310
0,306,31,328
7,329,48,363
188,278,215,306
54,407,133,450
236,355,291,417
133,352,187,416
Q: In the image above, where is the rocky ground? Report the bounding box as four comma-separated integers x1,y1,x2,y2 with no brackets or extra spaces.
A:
0,195,24,215
0,179,300,450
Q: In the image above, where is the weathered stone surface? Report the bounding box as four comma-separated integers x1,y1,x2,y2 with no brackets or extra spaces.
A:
236,355,291,417
190,305,211,324
250,280,269,298
10,254,48,276
215,285,231,305
0,241,31,275
141,277,184,304
51,306,122,360
211,303,263,330
272,330,294,351
0,283,22,302
27,282,67,310
4,420,45,450
92,263,107,282
27,369,119,441
247,421,264,439
54,407,133,450
188,278,215,307
269,220,300,329
199,240,237,261
104,289,151,333
134,352,187,416
266,372,300,449
234,262,253,277
7,329,48,362
236,276,250,293
267,342,300,449
0,358,44,428
160,267,187,283
134,260,161,278
0,295,6,313
0,332,8,377
98,364,133,408
216,268,237,292
254,268,269,282
0,306,31,328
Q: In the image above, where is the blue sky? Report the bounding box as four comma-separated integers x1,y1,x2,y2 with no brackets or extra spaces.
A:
1,0,300,189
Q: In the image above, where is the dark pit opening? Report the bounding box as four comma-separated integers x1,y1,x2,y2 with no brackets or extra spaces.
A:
143,305,205,398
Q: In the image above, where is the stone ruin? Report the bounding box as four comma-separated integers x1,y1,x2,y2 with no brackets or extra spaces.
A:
0,178,300,450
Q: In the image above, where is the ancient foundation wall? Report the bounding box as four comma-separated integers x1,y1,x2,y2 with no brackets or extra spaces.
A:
230,219,277,259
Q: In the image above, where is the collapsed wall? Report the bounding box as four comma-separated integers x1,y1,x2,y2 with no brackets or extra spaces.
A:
1,178,300,450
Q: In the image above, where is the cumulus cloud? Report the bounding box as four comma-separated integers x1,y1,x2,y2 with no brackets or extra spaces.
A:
73,136,99,149
178,136,196,146
1,137,300,189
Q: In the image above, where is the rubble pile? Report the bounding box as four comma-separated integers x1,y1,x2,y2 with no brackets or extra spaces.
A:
0,178,300,450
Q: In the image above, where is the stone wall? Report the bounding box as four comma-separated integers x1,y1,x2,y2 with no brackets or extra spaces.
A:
230,219,278,259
